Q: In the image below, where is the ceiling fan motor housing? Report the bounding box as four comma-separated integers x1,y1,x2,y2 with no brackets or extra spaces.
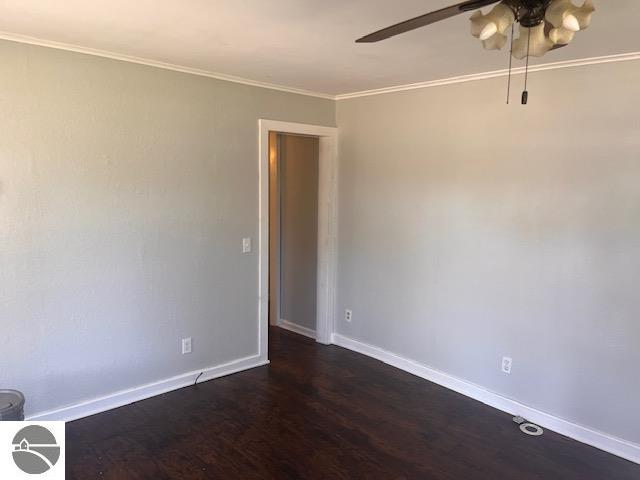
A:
504,0,554,27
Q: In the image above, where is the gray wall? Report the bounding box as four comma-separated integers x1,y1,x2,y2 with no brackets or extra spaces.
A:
0,39,334,417
280,134,319,331
335,60,640,445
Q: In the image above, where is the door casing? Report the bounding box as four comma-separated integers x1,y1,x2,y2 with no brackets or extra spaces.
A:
258,119,338,360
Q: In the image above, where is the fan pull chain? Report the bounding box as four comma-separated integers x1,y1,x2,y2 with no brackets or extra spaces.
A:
522,26,531,105
506,23,514,104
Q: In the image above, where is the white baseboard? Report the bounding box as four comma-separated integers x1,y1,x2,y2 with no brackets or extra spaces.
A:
332,333,640,465
28,354,269,422
278,319,316,339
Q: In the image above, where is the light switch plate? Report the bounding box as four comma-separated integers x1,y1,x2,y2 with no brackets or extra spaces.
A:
242,237,252,253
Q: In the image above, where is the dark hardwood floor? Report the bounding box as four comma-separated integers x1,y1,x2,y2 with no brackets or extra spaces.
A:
67,327,639,479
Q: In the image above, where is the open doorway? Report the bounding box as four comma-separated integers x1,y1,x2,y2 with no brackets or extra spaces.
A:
258,120,338,359
269,132,319,339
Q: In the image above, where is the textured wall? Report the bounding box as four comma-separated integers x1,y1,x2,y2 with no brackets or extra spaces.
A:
336,60,640,445
280,134,319,331
0,39,334,417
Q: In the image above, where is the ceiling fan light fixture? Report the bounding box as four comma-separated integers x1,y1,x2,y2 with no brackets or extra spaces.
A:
549,27,575,45
470,3,515,48
512,22,554,60
574,0,596,29
479,22,499,40
356,0,598,103
561,13,581,31
358,0,595,55
482,31,509,50
546,0,595,32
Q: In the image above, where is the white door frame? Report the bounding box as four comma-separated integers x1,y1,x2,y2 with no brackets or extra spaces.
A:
258,119,338,357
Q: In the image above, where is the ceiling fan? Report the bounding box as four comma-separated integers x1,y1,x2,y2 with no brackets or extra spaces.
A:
356,0,595,103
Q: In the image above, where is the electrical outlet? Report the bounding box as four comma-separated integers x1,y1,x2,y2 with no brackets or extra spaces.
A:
345,309,353,322
501,356,512,374
242,237,251,253
182,337,192,354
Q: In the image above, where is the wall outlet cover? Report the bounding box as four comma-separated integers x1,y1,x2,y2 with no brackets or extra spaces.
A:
502,356,513,374
182,337,192,354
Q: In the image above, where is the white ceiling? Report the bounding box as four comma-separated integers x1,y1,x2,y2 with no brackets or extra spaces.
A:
0,0,638,96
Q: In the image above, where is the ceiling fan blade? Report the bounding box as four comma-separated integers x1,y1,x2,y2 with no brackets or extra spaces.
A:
356,0,501,43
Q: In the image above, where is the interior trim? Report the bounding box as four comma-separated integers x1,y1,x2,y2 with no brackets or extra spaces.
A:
335,52,640,100
27,354,269,422
2,31,638,101
0,31,335,100
277,319,317,339
258,120,339,348
332,333,640,465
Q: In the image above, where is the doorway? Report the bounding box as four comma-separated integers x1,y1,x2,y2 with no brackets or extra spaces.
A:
269,132,319,339
258,120,338,360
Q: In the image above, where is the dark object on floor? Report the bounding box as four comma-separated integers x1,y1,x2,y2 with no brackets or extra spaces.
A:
66,328,639,479
0,390,25,421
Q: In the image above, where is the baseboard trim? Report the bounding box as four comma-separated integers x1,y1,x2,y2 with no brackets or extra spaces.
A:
332,333,640,465
28,354,269,422
278,319,316,339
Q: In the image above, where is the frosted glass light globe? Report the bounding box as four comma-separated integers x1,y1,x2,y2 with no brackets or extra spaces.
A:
562,13,581,32
479,23,498,40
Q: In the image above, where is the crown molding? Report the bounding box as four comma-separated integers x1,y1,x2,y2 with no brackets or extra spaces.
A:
1,31,638,102
335,51,640,100
0,31,335,100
